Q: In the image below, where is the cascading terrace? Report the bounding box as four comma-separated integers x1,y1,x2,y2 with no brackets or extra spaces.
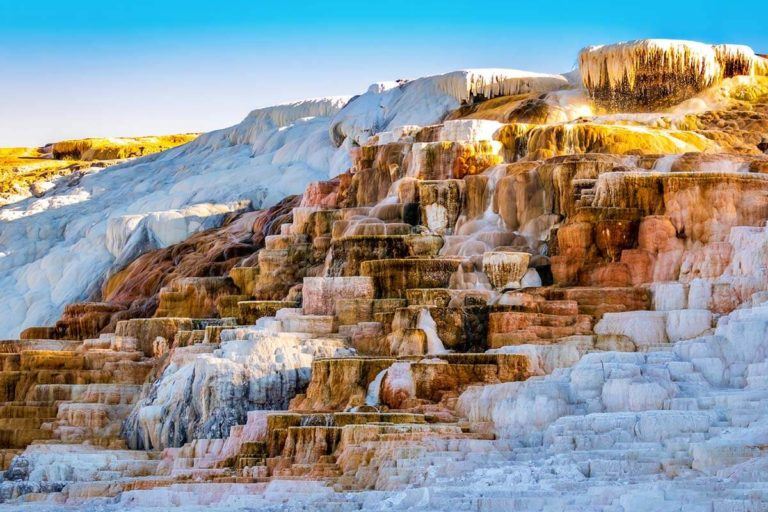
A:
1,38,768,511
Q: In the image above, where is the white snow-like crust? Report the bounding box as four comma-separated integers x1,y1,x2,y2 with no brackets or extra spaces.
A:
123,327,351,450
329,69,568,145
0,98,352,337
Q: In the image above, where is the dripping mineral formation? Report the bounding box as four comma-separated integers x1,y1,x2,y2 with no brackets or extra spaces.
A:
2,39,768,510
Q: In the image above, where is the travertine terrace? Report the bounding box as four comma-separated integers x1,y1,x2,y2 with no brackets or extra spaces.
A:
2,39,768,510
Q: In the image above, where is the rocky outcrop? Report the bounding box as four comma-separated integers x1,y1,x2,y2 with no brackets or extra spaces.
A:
49,134,199,161
123,329,351,450
0,134,198,207
579,40,768,110
155,277,240,319
101,196,299,323
291,353,529,412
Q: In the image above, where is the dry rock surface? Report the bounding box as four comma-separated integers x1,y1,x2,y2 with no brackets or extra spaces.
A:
0,135,198,207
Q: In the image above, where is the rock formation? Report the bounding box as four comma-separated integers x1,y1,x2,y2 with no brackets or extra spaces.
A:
0,135,199,208
2,38,768,511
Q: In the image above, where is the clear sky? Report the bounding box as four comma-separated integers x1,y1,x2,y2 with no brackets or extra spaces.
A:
1,0,766,147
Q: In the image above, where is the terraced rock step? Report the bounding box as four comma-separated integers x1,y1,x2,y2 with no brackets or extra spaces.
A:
237,301,299,324
290,353,529,412
0,336,152,454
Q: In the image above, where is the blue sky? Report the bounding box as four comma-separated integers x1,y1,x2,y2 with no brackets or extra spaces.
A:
1,0,766,146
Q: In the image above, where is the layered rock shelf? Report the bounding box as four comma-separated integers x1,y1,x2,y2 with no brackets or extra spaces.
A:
2,39,768,510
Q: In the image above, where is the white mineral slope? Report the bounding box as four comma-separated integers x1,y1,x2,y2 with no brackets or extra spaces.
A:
0,97,350,337
329,69,569,145
123,327,352,450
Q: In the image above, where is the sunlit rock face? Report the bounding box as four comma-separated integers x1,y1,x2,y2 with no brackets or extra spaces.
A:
518,123,717,160
580,40,768,110
49,135,200,162
5,38,768,511
551,169,768,297
0,135,199,209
